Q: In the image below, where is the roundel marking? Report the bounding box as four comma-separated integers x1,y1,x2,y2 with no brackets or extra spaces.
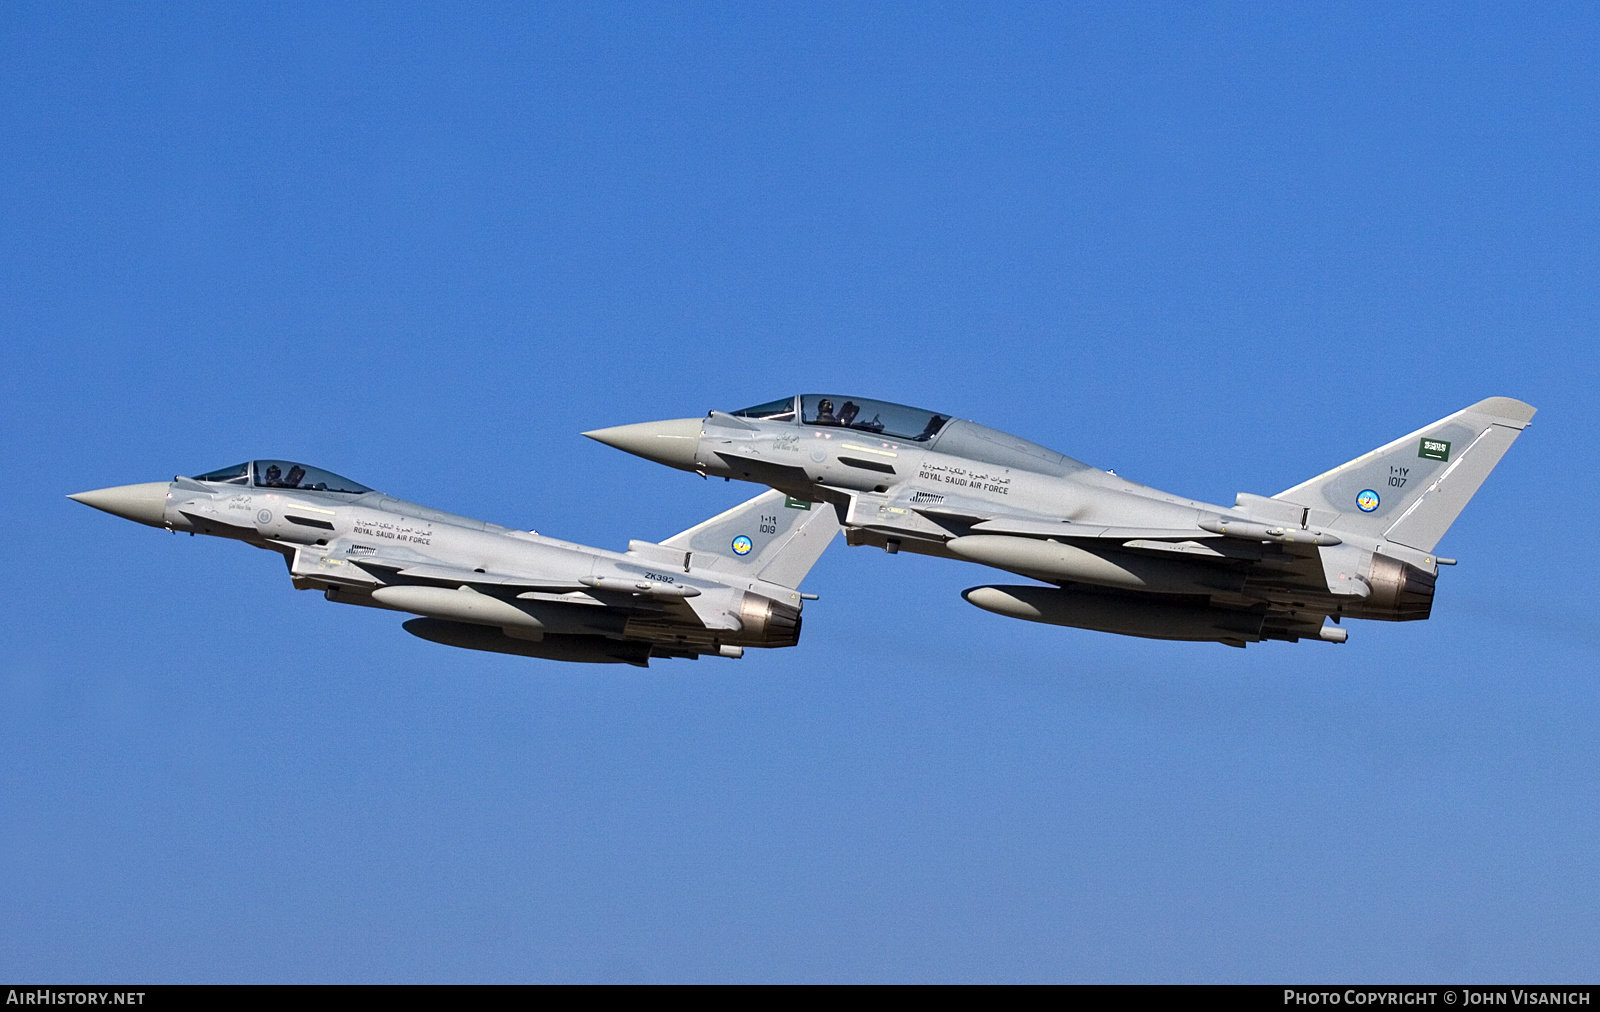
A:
1355,489,1380,513
731,535,754,556
257,509,273,524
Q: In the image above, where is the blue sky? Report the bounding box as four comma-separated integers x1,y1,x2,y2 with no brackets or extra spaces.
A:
2,3,1596,982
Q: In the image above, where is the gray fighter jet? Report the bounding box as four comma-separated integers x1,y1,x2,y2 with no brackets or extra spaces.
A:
70,460,838,665
585,395,1535,647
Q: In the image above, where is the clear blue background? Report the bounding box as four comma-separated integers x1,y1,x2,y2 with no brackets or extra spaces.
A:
3,3,1596,983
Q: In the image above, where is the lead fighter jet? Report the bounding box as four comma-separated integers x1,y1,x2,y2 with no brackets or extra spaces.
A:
585,395,1535,647
71,460,838,666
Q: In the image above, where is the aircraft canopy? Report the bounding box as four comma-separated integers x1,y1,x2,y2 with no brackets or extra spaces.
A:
191,460,373,495
731,395,949,443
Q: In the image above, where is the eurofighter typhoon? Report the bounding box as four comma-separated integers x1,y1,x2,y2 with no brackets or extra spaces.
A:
585,395,1535,647
70,460,837,665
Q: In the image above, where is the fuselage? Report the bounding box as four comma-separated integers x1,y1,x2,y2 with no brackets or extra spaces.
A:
71,459,813,664
585,394,1471,646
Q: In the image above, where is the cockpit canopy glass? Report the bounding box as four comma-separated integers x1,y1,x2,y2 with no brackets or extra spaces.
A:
251,460,372,494
800,395,949,442
730,397,797,422
192,460,372,493
192,462,251,485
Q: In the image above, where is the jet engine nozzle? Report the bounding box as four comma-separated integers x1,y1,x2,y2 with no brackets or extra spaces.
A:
583,418,704,471
68,482,171,528
736,593,802,648
1360,554,1435,622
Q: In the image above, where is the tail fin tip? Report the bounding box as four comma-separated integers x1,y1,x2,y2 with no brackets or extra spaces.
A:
1467,396,1537,427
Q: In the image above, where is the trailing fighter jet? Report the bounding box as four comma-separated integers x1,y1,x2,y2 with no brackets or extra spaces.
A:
585,395,1535,647
70,460,837,666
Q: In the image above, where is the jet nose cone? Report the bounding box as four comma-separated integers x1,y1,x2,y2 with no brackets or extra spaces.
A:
68,482,171,527
583,418,704,471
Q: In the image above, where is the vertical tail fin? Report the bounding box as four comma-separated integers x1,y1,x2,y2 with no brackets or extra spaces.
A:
660,490,840,588
1274,397,1535,552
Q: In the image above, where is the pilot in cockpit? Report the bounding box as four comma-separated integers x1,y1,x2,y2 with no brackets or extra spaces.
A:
815,398,838,425
263,463,283,486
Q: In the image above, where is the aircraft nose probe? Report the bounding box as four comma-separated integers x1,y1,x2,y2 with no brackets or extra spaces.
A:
67,482,170,527
582,418,703,471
